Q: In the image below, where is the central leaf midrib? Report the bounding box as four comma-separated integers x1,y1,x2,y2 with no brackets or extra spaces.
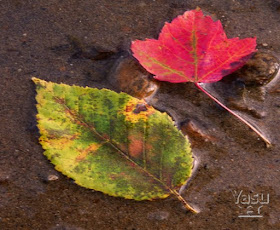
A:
191,22,198,82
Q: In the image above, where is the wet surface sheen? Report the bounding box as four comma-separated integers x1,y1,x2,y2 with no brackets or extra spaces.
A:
0,0,280,229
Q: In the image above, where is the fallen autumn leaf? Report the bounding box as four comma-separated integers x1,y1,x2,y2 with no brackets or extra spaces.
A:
32,77,196,213
131,8,271,146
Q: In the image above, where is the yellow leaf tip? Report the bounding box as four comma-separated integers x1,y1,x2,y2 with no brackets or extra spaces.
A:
31,77,39,82
31,77,45,85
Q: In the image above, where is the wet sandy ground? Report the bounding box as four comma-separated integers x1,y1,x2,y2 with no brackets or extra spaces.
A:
0,0,280,229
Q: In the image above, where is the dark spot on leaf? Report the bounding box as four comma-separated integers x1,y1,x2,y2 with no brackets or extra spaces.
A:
133,103,148,114
221,69,232,76
230,61,240,68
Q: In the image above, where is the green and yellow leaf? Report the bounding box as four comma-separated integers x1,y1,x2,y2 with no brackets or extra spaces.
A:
33,77,195,212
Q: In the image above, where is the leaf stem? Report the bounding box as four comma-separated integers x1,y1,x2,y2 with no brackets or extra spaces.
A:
171,189,198,213
194,83,271,147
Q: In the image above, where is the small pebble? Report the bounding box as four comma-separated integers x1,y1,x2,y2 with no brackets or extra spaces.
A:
262,43,268,47
47,174,59,181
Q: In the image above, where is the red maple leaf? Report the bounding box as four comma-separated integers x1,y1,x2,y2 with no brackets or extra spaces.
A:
131,8,256,83
131,8,271,146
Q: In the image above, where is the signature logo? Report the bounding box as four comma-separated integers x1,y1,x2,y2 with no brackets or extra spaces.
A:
232,190,269,218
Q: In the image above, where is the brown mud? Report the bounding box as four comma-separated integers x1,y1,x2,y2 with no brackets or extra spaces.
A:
0,0,280,229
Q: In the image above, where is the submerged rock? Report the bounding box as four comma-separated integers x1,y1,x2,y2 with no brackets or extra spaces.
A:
216,51,280,117
235,52,279,86
227,97,267,119
107,54,159,99
180,119,217,146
